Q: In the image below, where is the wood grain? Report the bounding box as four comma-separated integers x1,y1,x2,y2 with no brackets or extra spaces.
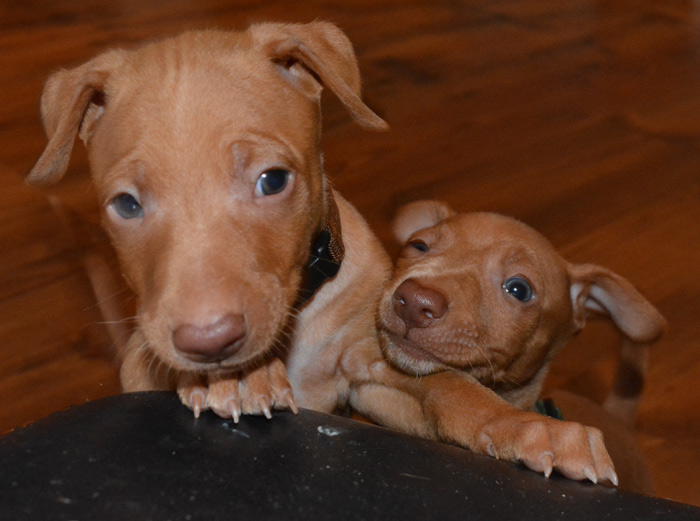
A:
1,0,698,506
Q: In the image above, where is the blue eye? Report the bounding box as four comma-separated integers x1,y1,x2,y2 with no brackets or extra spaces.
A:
503,277,534,302
255,169,290,196
112,193,143,219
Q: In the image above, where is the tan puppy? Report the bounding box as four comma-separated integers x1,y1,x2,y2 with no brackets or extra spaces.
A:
377,200,666,493
27,22,390,419
29,24,616,484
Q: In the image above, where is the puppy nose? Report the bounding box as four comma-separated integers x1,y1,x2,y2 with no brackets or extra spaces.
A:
393,279,448,329
172,313,246,362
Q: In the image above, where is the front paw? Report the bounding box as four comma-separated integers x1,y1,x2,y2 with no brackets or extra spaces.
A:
177,358,297,422
477,412,618,485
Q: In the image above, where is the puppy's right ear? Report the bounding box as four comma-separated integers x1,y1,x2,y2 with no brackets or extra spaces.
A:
568,263,666,343
568,263,667,426
392,200,455,244
26,50,124,187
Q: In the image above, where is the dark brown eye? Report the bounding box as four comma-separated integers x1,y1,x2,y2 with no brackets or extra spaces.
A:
409,240,429,253
503,277,534,302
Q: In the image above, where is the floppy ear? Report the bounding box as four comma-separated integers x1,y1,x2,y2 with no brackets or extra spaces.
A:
26,50,124,187
251,21,388,131
568,263,667,343
569,263,667,427
392,200,455,244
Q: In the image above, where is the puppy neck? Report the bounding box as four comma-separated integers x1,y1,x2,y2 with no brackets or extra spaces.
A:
497,363,551,411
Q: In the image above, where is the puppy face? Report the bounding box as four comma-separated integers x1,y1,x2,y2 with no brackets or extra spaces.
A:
95,43,319,373
378,205,575,390
28,24,387,375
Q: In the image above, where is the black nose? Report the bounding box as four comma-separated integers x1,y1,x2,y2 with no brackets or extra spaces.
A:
392,279,448,329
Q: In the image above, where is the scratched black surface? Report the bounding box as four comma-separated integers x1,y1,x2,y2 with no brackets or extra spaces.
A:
1,391,698,521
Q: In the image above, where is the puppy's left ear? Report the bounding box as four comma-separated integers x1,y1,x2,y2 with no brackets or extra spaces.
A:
392,200,455,244
568,263,667,343
251,21,388,131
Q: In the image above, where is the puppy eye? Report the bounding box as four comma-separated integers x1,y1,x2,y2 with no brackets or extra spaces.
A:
502,277,534,302
409,240,429,253
111,193,143,219
255,168,290,197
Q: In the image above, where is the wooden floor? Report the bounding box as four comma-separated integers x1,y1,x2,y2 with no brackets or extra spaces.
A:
1,0,699,507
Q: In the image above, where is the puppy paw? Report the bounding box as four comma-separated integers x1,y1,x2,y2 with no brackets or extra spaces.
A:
478,413,618,485
206,358,298,422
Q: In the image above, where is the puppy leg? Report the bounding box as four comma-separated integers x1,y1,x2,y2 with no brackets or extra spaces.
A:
360,364,616,484
425,375,617,484
239,358,298,417
121,331,296,420
479,412,616,483
206,358,297,422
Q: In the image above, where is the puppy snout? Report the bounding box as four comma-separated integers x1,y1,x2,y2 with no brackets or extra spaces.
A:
393,279,448,329
172,313,246,363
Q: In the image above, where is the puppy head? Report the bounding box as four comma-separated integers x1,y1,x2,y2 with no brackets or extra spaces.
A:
27,23,387,374
380,201,575,390
378,201,666,400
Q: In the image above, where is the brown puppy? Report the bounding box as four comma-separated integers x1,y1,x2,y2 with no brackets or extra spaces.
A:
29,24,616,484
378,200,666,493
27,22,389,420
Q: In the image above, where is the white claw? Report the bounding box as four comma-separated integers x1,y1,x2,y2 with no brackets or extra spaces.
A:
478,432,498,459
282,390,299,414
487,443,498,459
584,466,598,484
230,403,241,424
190,390,205,419
259,397,272,419
541,454,554,478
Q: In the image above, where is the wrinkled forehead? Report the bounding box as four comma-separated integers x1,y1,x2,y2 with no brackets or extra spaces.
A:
431,213,567,273
99,35,319,159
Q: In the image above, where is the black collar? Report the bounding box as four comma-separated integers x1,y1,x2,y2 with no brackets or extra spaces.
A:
297,189,344,305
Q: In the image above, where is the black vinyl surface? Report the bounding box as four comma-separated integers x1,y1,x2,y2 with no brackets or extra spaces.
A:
1,391,698,521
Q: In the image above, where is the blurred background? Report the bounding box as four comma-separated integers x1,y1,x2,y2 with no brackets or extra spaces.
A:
1,0,699,506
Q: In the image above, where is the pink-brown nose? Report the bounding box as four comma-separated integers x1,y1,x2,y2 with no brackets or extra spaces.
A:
392,279,448,329
172,313,246,363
